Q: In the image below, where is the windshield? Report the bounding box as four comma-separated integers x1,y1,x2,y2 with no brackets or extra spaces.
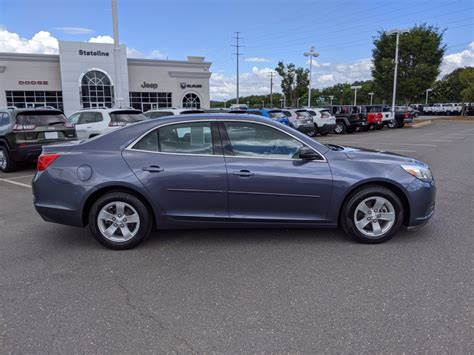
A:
268,111,286,119
110,110,145,123
16,112,67,126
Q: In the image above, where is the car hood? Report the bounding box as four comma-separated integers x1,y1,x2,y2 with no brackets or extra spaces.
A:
327,144,426,166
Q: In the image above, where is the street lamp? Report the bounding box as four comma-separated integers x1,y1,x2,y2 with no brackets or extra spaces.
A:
425,88,433,105
386,28,409,115
296,97,301,108
329,95,334,105
351,85,362,106
368,92,374,105
304,46,319,108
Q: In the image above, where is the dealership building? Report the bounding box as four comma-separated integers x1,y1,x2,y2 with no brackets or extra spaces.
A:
0,41,212,116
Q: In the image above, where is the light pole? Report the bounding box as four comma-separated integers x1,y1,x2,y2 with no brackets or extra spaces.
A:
304,46,319,108
351,85,362,106
425,88,432,105
296,97,301,108
368,92,374,105
329,95,334,105
387,29,409,115
223,99,227,109
262,100,265,108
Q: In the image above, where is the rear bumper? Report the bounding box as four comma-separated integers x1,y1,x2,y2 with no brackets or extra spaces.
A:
317,123,336,134
295,123,317,133
32,170,93,227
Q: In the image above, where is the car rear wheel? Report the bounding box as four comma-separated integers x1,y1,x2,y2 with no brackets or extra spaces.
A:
334,122,346,134
306,129,316,137
89,192,153,249
0,147,16,173
341,186,404,244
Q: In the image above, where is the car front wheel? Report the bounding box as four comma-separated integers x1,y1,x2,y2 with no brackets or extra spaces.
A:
89,192,153,249
334,122,346,134
341,186,404,244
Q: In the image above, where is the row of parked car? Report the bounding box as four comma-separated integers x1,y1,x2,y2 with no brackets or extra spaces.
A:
0,104,414,172
411,102,474,116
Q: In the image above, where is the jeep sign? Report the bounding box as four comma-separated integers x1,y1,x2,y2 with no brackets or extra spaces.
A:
141,81,158,89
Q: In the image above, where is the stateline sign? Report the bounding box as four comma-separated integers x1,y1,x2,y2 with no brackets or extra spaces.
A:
78,49,110,57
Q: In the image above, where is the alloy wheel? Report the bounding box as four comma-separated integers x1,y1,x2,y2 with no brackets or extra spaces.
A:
0,150,7,170
353,196,396,238
97,201,141,242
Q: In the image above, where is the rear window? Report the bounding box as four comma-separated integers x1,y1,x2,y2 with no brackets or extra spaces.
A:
16,111,67,126
319,110,331,118
181,110,205,115
282,111,291,117
306,110,317,116
146,111,173,119
110,110,145,123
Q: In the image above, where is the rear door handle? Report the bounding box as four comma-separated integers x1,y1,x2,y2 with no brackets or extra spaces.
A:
233,170,254,177
142,165,164,173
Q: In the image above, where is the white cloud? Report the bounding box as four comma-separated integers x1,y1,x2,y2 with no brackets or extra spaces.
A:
88,35,114,44
55,27,93,35
0,28,58,54
440,41,474,76
245,57,271,63
0,28,165,59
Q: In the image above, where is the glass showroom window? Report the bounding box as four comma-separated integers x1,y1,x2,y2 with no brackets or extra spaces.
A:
129,92,172,112
182,93,201,109
81,70,114,108
6,91,64,111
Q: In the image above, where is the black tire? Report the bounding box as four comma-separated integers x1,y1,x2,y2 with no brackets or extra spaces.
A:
306,130,317,137
334,122,347,134
397,122,405,128
388,121,397,129
362,126,370,132
0,146,17,173
88,192,153,250
341,185,404,244
375,124,383,130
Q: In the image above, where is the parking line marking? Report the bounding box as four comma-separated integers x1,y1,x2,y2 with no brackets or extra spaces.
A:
0,178,32,188
3,174,35,180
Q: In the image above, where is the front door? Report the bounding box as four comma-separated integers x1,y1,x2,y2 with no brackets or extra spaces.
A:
122,121,229,220
220,121,332,222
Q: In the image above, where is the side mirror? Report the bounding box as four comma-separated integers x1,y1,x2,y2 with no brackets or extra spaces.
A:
299,146,320,160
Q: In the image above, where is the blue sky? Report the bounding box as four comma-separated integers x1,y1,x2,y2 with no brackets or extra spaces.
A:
1,0,473,99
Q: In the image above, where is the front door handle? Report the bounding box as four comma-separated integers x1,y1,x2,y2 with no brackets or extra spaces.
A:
142,165,164,173
233,170,254,177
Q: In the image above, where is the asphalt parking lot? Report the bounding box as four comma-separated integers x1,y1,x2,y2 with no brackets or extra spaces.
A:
0,121,473,352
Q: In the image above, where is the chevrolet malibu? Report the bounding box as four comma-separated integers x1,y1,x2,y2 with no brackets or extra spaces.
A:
32,114,435,249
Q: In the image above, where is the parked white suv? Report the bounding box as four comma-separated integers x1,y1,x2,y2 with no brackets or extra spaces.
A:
297,108,336,135
281,109,317,136
143,108,204,119
68,108,145,139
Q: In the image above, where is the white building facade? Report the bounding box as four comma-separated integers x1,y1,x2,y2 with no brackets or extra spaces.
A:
0,41,211,116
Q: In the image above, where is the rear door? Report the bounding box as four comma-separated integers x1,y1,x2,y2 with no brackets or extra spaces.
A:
122,120,229,221
220,121,332,222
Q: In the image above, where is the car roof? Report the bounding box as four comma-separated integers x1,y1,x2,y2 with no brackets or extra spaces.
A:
145,108,205,114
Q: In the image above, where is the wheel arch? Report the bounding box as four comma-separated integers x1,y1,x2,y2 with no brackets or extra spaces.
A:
82,185,157,227
337,180,411,227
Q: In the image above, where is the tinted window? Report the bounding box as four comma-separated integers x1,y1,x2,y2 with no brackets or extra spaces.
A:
16,111,67,126
319,110,331,118
147,111,173,119
133,130,159,152
282,111,291,117
306,110,317,116
224,122,304,159
110,110,145,123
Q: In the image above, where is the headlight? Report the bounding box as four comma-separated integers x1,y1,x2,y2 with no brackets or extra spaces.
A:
401,164,433,182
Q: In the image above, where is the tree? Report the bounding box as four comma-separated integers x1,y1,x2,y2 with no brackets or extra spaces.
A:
275,62,309,107
432,67,474,102
372,24,446,104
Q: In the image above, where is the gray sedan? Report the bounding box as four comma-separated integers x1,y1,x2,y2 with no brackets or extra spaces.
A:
32,114,435,249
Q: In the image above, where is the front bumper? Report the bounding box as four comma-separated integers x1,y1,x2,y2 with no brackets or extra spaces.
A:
406,178,436,228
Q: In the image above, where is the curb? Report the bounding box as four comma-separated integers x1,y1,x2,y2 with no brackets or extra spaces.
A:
406,120,432,128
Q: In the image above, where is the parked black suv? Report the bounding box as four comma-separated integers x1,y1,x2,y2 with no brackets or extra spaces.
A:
0,107,77,172
323,105,369,134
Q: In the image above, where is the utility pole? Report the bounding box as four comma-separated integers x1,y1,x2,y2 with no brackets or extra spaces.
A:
304,46,319,108
387,29,409,115
329,95,334,105
111,0,123,108
232,32,243,104
262,100,265,108
268,71,275,107
368,92,374,105
425,88,432,105
351,85,362,106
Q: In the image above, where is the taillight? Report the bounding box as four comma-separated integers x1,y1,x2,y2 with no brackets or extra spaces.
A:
37,153,60,171
64,122,75,128
108,121,126,127
404,112,409,118
13,124,36,131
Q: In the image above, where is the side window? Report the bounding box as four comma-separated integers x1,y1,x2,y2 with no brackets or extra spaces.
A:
78,112,100,124
132,122,214,155
159,122,213,155
0,113,8,126
224,122,306,159
68,112,81,124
